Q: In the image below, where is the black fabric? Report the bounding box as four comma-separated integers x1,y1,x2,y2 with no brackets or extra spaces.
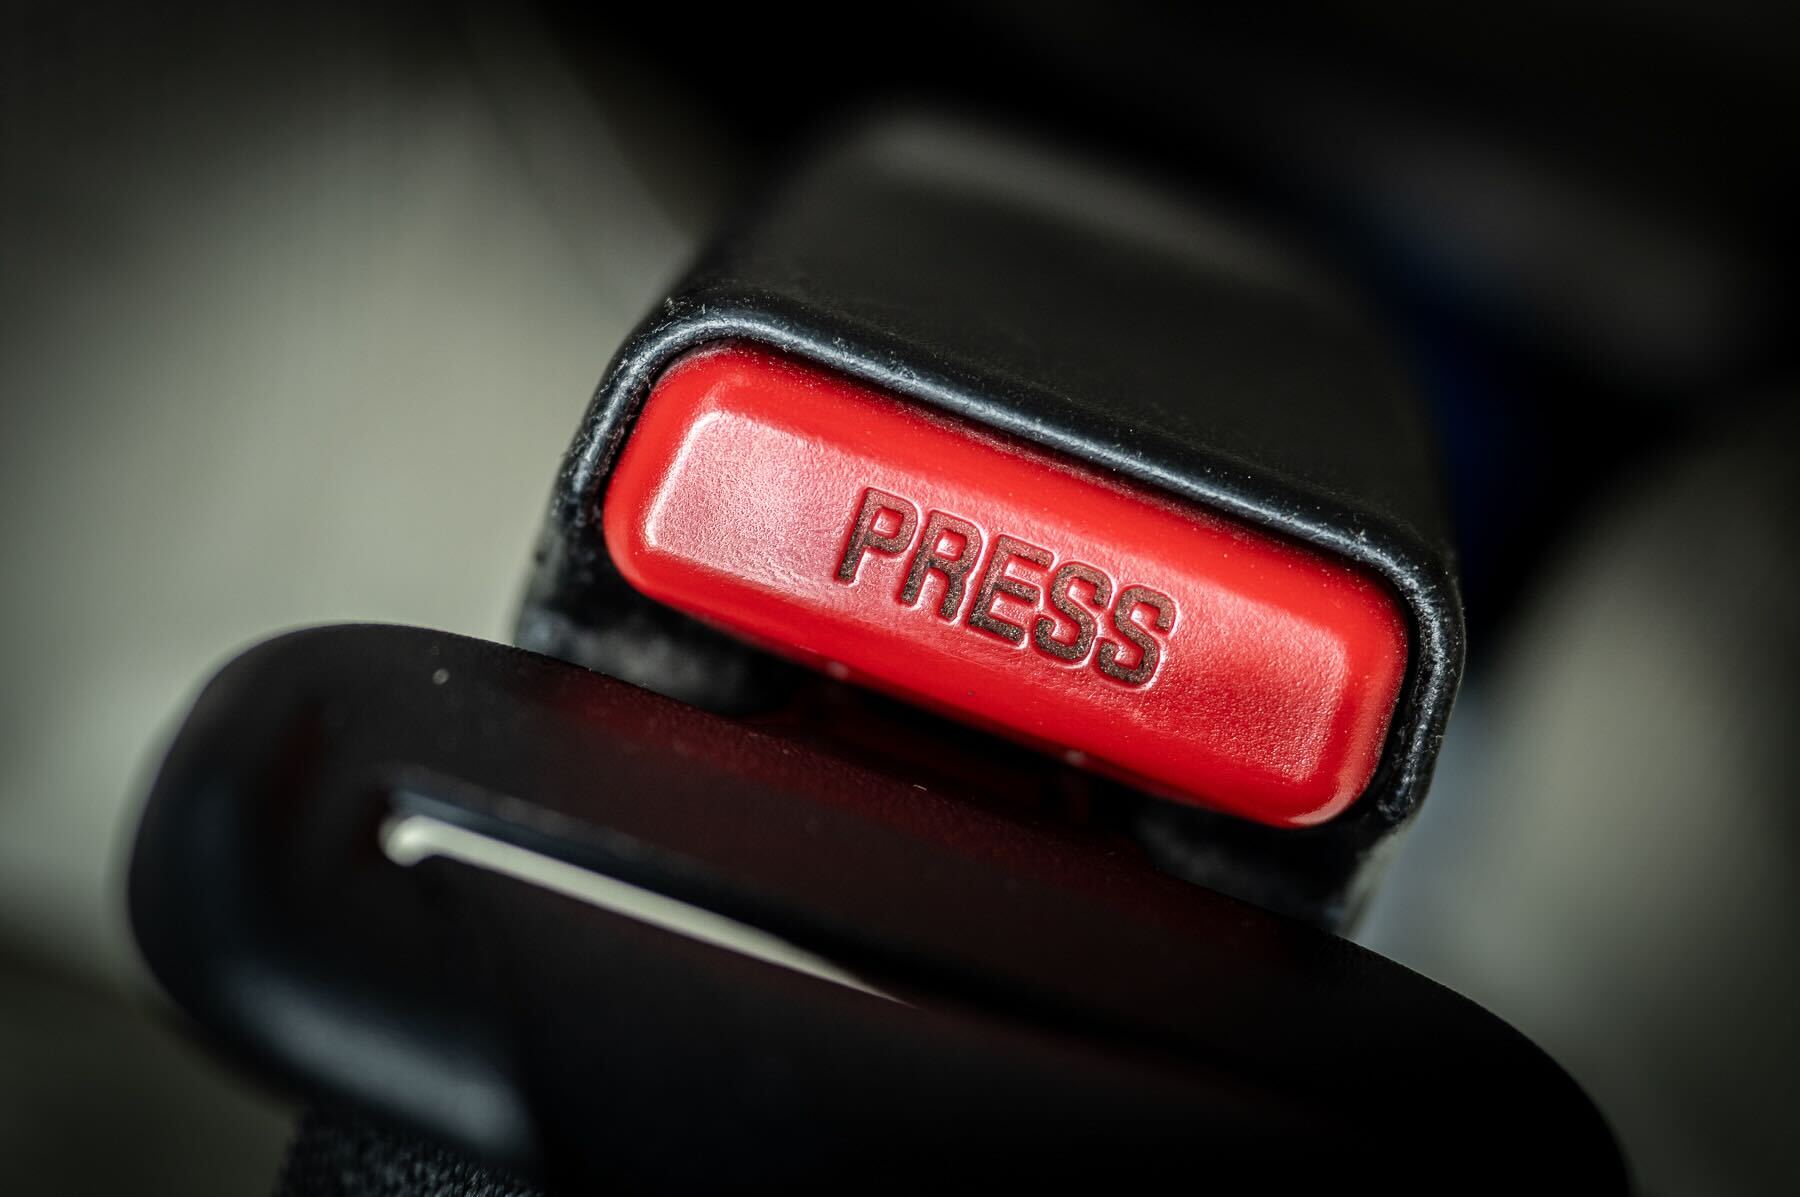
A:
274,1109,542,1197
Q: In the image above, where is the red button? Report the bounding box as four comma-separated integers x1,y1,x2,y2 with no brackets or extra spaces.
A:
604,344,1408,828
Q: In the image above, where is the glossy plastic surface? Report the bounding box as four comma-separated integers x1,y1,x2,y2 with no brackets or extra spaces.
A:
605,345,1408,827
129,625,1623,1189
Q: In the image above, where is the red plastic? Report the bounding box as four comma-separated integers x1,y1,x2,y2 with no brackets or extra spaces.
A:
604,344,1408,828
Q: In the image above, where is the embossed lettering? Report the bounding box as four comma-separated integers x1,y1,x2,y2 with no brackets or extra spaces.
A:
968,536,1052,643
1033,562,1111,661
836,488,920,583
1097,585,1175,686
899,512,983,620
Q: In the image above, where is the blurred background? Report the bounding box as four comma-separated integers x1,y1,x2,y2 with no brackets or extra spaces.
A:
2,2,1795,1192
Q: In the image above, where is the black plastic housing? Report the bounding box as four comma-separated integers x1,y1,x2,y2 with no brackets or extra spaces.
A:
129,626,1612,1190
517,115,1465,927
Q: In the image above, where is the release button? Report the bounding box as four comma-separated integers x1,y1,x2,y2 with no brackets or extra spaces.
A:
603,344,1408,829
